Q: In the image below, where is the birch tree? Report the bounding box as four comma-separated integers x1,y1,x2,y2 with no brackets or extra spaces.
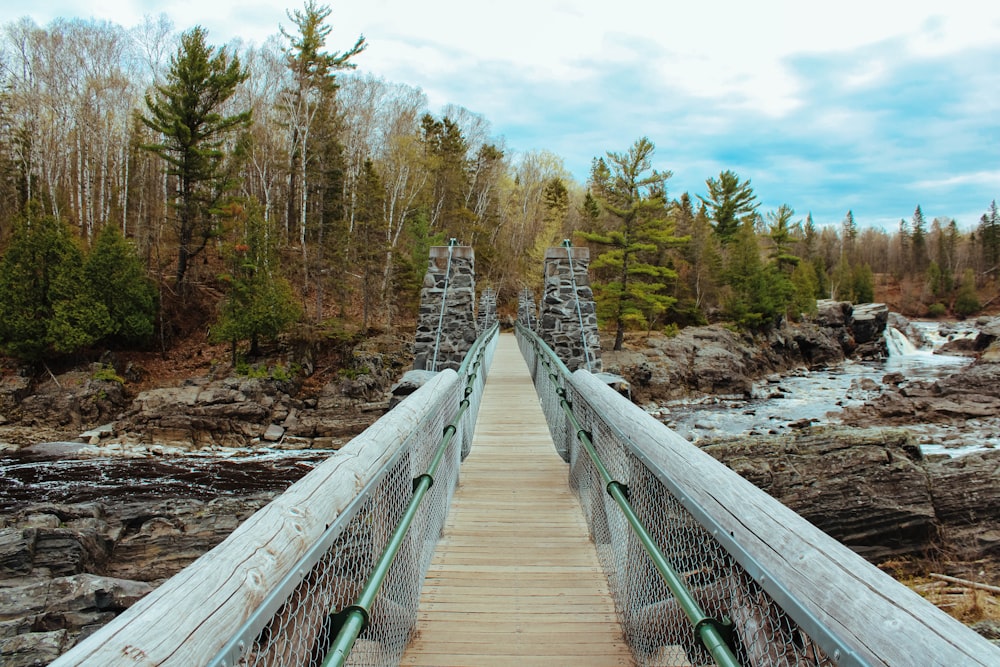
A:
279,0,364,282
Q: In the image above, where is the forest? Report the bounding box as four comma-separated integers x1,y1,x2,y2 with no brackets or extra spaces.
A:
0,3,998,365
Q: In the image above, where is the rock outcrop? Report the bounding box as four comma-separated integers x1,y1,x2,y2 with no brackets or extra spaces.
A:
0,495,275,665
603,302,889,404
702,427,1000,562
841,320,1000,425
0,334,410,452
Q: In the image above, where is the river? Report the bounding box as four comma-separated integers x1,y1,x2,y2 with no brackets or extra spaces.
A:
655,321,997,457
1,321,991,513
0,446,322,512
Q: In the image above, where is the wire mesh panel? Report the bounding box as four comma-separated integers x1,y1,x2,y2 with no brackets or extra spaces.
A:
567,384,833,667
212,388,457,667
517,326,835,667
201,329,499,667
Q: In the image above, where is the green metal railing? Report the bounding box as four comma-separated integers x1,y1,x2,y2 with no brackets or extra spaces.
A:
322,323,498,666
517,322,740,667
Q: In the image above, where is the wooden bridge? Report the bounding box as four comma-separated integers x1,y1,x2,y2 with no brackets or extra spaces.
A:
52,328,1000,667
401,335,631,665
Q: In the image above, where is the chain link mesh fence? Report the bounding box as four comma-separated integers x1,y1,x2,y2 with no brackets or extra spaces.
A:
207,328,498,667
517,327,835,667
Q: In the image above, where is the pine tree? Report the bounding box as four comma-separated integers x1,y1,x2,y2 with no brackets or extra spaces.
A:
698,170,758,244
955,268,981,316
421,114,472,239
767,204,800,272
910,205,927,274
978,200,1000,272
211,202,301,362
281,0,364,284
141,26,251,287
0,204,111,361
578,137,681,350
789,261,819,320
723,220,790,329
841,210,857,261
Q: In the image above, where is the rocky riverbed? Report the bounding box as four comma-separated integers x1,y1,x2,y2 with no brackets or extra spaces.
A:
0,333,413,665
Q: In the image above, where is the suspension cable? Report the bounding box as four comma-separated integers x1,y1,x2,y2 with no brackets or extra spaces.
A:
431,239,458,372
561,239,593,372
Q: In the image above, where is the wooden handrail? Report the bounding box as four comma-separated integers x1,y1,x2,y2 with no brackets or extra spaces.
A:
569,369,1000,666
52,370,461,667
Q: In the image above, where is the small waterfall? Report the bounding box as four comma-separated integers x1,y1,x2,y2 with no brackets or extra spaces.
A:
884,326,919,357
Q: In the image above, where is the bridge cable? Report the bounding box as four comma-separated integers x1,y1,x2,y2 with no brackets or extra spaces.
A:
561,239,593,372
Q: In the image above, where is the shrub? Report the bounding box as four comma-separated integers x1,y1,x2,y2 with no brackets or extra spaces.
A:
926,303,947,318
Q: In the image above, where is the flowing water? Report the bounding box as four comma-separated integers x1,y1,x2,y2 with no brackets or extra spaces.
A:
0,446,324,512
656,321,998,457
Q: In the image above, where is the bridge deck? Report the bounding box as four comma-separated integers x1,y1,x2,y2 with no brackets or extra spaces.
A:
401,334,633,666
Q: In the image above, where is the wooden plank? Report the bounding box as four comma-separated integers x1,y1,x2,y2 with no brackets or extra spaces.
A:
401,334,633,665
570,369,1000,666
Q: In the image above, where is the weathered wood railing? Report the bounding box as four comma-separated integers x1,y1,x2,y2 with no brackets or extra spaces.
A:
53,326,498,666
518,323,1000,666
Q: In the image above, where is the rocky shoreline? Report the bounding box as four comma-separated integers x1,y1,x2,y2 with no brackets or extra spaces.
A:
0,333,412,665
602,300,890,404
4,305,1000,663
700,427,1000,563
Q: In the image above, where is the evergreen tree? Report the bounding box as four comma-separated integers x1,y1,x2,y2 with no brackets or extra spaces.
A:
800,212,817,261
841,210,857,260
354,160,386,329
580,190,601,232
421,114,472,239
698,170,758,244
955,268,981,316
0,205,111,361
767,204,800,272
722,220,790,329
910,205,927,274
84,224,157,346
211,202,301,361
851,263,874,303
979,200,1000,271
789,261,819,320
281,0,364,284
578,137,682,350
141,26,251,287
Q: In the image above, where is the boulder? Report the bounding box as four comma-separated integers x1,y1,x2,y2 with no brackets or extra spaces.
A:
850,303,889,345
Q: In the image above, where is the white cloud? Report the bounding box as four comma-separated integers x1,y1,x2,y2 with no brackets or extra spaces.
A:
915,171,1000,189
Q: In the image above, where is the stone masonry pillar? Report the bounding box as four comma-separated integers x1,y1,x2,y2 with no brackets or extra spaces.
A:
540,245,602,372
413,244,476,372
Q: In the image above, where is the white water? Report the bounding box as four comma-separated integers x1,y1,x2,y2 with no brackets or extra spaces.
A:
658,321,997,457
885,326,918,356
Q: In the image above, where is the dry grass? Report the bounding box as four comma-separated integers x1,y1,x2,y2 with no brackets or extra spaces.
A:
879,557,1000,626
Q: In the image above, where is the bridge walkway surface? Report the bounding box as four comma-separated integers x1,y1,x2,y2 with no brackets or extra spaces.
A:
400,333,634,666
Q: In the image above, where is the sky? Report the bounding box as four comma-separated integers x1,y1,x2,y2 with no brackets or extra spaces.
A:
4,0,1000,231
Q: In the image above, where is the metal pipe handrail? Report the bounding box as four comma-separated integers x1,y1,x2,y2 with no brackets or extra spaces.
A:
322,323,498,666
516,323,740,667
